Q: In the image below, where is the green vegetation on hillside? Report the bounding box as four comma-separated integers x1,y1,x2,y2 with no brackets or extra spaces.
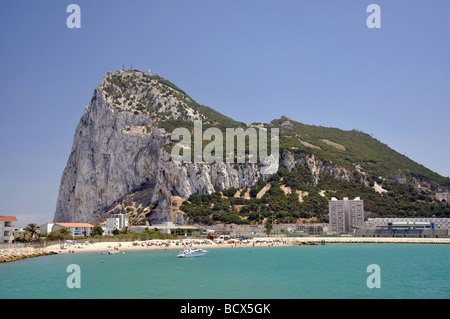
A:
180,166,450,225
102,70,450,225
272,116,450,188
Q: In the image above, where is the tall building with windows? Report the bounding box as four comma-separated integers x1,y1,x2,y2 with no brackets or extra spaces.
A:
107,213,129,231
329,197,364,233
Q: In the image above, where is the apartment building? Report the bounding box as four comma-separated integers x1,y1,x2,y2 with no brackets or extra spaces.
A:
0,216,17,243
106,213,129,231
329,197,364,233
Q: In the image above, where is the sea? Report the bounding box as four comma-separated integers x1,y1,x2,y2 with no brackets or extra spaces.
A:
0,243,449,299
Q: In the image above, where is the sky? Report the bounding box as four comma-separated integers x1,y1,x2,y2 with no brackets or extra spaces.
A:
0,1,449,228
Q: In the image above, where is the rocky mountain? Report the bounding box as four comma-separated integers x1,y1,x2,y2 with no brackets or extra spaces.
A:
53,70,276,225
53,70,450,225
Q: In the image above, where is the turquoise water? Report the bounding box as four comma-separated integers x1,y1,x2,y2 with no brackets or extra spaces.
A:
0,244,449,299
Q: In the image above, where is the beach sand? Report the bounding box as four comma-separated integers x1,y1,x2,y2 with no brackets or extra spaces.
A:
44,239,290,254
44,236,450,255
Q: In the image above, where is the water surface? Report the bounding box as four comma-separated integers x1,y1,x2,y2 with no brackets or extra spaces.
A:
0,244,448,299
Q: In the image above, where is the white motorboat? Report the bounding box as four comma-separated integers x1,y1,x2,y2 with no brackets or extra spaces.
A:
177,247,208,258
101,251,119,255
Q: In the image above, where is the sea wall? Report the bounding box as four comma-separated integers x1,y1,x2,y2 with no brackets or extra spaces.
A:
284,237,450,244
0,247,57,263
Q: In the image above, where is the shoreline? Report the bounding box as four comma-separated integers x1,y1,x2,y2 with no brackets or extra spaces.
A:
43,236,450,255
2,236,449,262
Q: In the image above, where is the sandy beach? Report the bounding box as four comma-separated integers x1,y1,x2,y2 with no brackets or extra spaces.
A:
43,236,450,255
44,238,291,254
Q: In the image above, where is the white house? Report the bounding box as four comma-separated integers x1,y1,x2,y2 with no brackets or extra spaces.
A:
38,222,94,236
38,222,55,234
0,216,17,243
95,214,130,235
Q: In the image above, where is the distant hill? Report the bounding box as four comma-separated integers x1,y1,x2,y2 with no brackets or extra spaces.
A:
271,116,450,189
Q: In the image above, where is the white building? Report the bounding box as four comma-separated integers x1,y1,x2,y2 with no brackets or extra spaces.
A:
106,214,128,231
366,218,450,230
38,222,94,236
38,222,55,234
131,223,198,235
53,223,94,236
0,216,17,243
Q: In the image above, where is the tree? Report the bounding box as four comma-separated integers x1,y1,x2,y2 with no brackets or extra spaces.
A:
59,228,70,235
46,229,72,241
265,221,273,235
92,225,104,236
24,223,39,240
120,226,130,234
223,187,237,197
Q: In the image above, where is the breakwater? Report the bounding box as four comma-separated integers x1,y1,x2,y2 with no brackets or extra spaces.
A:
0,247,57,263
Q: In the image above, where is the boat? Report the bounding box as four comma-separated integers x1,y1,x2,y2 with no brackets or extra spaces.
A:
177,247,208,258
101,251,119,255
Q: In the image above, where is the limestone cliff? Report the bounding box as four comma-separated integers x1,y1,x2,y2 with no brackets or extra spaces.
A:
54,70,450,225
280,151,365,186
53,70,277,225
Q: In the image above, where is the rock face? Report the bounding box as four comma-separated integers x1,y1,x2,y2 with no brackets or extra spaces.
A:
53,71,277,225
55,70,447,225
280,151,365,186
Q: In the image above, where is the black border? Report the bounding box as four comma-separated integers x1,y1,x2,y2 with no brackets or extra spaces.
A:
0,299,446,318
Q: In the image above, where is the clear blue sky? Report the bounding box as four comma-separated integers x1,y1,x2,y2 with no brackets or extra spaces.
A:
1,1,449,228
